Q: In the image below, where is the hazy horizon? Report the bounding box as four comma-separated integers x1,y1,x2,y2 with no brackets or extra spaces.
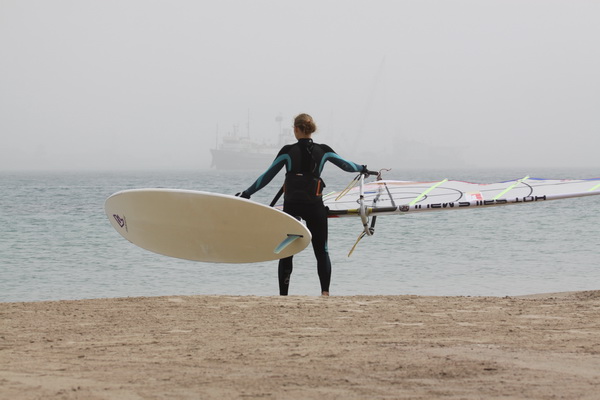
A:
2,1,599,173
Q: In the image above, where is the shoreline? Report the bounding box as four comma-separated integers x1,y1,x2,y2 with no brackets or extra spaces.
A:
1,289,593,305
2,291,600,399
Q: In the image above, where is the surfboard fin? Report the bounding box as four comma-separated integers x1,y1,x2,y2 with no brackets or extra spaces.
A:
274,234,304,255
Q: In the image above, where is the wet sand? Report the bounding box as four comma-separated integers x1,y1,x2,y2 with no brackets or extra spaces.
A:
1,291,600,399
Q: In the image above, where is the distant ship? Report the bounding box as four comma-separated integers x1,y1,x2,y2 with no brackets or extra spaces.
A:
210,115,291,170
210,135,280,170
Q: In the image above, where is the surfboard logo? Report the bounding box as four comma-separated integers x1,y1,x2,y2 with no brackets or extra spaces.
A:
113,214,127,231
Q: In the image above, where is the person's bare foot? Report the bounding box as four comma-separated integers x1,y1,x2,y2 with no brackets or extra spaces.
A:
321,291,329,296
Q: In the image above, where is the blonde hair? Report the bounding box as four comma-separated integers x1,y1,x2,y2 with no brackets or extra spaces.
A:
294,113,317,135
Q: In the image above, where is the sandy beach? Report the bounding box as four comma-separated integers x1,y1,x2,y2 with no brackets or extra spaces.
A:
1,291,600,399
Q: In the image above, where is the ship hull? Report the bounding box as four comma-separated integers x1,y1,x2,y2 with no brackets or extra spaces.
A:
210,149,276,170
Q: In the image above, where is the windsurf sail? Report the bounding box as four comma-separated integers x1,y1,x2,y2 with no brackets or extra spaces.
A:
273,173,600,255
325,176,600,217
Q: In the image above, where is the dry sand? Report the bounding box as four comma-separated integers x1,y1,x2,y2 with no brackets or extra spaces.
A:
1,291,600,399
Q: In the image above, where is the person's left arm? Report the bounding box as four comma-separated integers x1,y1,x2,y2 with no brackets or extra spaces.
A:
318,144,365,174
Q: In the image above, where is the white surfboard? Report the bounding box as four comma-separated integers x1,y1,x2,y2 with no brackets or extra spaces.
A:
105,189,311,263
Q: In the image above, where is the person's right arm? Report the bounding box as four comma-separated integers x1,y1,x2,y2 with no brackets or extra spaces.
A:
242,146,292,197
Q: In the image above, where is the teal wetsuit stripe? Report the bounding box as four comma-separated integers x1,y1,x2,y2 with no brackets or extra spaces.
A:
246,154,291,195
321,153,363,174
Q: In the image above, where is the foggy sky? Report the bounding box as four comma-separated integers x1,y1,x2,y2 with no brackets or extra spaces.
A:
1,0,599,171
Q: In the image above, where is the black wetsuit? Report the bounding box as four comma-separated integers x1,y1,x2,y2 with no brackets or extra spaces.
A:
243,138,364,295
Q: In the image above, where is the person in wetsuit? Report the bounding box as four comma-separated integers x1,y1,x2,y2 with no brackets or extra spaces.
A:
236,113,370,296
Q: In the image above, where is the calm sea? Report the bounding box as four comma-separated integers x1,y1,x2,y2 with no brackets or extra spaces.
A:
1,167,599,302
